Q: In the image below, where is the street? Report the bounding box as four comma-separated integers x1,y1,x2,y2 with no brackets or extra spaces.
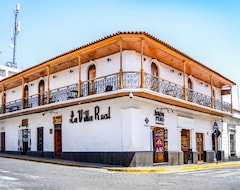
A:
0,157,240,190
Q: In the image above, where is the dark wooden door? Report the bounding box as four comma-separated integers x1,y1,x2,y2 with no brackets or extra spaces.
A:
54,124,62,157
37,127,44,151
196,133,204,161
1,132,5,152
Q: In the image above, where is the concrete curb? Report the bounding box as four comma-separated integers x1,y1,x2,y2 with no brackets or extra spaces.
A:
107,162,240,173
0,154,101,169
1,154,240,173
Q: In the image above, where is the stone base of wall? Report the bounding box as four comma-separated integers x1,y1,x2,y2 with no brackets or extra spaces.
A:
61,151,153,167
24,151,153,167
203,151,215,163
168,151,181,165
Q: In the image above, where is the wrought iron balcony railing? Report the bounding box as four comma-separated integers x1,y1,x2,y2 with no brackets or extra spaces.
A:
1,72,232,114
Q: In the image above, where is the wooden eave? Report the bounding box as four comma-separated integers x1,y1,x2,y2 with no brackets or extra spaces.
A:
0,32,235,92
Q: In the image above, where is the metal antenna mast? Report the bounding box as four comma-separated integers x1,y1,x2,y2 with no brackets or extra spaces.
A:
10,3,20,68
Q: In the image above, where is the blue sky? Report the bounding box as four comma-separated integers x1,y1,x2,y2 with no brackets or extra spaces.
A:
0,0,240,107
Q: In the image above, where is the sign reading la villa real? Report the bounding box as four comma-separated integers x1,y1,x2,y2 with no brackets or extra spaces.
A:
69,106,111,123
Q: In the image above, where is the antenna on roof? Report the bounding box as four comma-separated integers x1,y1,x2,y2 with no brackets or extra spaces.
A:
7,3,20,68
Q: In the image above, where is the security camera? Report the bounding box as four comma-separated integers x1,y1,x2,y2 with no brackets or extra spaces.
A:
129,91,133,99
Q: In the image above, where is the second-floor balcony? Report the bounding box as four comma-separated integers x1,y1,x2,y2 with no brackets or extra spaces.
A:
1,71,232,115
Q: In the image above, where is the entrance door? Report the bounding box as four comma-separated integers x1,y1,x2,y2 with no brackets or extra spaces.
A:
54,124,62,157
37,127,44,152
22,129,28,155
1,132,5,152
196,133,204,161
181,129,190,164
153,127,165,162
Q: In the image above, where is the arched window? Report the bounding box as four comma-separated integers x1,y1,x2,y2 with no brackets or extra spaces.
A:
187,78,193,90
187,78,193,102
151,62,159,91
88,65,96,95
38,80,45,106
24,85,29,108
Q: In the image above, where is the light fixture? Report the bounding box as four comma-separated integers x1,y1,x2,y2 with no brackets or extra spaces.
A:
129,91,133,99
70,69,74,73
30,83,34,86
156,107,174,113
170,69,174,73
12,90,15,93
52,75,57,79
107,58,111,62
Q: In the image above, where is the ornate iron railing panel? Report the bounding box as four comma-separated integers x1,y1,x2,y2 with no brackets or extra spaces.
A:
215,99,231,113
50,84,78,102
81,74,119,97
123,72,141,88
160,79,184,100
5,99,22,113
145,74,160,92
187,89,212,108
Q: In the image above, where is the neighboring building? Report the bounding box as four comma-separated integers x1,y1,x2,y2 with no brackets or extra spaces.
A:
0,65,21,80
222,109,240,161
0,32,238,166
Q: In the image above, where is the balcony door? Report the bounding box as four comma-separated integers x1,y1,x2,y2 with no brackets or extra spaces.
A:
151,62,159,92
88,65,96,95
24,85,29,108
38,80,45,106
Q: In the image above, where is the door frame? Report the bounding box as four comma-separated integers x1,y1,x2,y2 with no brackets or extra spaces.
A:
54,124,62,157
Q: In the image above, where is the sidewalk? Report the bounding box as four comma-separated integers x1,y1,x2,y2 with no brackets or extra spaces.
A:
1,153,240,173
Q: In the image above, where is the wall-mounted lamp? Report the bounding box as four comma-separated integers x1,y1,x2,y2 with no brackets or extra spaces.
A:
170,69,174,73
30,83,34,86
178,73,182,76
52,75,57,79
129,91,133,99
107,58,111,62
12,90,15,93
70,69,74,73
156,107,174,113
143,57,146,61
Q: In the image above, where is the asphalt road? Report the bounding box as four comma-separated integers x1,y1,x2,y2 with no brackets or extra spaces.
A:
0,157,239,190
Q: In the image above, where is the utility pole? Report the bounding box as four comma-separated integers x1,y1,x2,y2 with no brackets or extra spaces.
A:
9,3,20,68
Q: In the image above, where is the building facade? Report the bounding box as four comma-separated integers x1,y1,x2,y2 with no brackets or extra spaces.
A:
0,32,238,166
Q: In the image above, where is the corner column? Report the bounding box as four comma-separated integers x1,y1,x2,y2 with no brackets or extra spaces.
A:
77,56,82,97
140,39,145,88
119,41,123,89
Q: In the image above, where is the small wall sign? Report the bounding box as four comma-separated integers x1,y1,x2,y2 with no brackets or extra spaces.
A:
154,109,164,125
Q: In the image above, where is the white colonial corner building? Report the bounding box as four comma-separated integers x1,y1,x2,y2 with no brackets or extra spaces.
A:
0,32,239,166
